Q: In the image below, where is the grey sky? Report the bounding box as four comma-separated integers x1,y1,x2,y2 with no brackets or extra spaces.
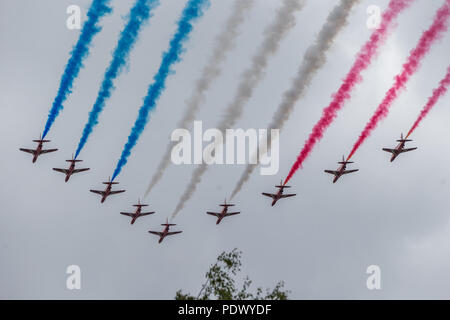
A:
1,0,450,299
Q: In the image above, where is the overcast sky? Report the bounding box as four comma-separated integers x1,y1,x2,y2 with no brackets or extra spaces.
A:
1,0,450,299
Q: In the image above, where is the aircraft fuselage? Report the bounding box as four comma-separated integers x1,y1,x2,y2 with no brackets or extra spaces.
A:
32,142,43,163
333,164,348,183
159,226,170,243
131,207,142,224
101,185,112,203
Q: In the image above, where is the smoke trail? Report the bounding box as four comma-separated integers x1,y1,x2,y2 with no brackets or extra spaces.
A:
144,0,255,197
230,0,360,199
74,0,160,158
171,0,306,218
111,0,210,180
42,0,112,138
347,0,450,160
406,65,450,138
284,0,415,185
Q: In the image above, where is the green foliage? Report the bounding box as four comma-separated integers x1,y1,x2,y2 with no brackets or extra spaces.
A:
175,248,289,300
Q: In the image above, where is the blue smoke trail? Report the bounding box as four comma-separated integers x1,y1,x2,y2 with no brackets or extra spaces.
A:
111,0,210,180
74,0,160,158
42,0,112,138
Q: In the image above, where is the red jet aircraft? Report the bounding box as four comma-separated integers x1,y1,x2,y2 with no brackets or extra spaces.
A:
382,133,417,162
206,199,240,225
262,180,296,206
324,156,359,183
53,154,90,182
20,134,58,163
120,199,155,225
148,219,182,243
90,177,125,203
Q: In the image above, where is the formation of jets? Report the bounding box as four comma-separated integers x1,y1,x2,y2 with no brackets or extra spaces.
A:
20,131,419,244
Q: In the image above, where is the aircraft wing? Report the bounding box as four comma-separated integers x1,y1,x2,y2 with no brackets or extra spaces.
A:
19,148,36,155
73,168,90,174
109,190,126,195
343,169,359,175
90,190,106,195
225,212,240,216
40,149,58,154
402,147,417,153
324,170,338,175
206,212,221,217
262,193,276,199
382,148,395,153
140,212,155,216
148,231,163,236
167,231,182,236
280,194,296,198
53,168,69,174
120,212,133,217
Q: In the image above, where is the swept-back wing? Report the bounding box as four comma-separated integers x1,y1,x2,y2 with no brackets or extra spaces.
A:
280,194,296,198
167,231,182,236
120,212,133,217
19,148,36,154
90,190,105,195
109,190,126,195
207,212,221,217
148,231,163,236
262,193,276,199
140,212,155,216
53,168,69,174
73,168,90,174
324,170,338,175
382,148,395,153
402,147,417,153
40,149,58,154
342,169,359,175
225,212,240,216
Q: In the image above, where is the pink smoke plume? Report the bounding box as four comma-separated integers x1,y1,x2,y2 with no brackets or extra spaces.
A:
406,65,450,138
284,0,414,184
347,0,450,161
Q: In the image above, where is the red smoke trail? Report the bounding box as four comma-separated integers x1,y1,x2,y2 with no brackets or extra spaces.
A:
406,65,450,139
347,0,450,161
284,0,414,184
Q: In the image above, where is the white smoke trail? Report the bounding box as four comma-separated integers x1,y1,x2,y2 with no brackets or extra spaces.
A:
172,0,305,218
230,0,360,199
144,0,255,197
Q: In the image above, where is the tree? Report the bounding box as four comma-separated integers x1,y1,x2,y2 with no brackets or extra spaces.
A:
175,248,289,300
